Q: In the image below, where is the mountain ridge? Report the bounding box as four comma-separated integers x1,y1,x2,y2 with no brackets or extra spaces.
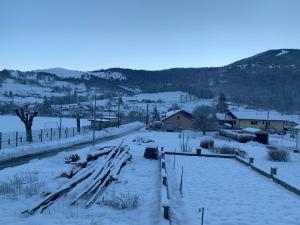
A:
1,48,300,113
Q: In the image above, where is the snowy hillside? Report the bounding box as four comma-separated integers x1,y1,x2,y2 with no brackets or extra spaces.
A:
36,68,127,81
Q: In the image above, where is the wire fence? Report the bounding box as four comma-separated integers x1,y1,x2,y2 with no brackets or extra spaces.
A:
0,125,92,150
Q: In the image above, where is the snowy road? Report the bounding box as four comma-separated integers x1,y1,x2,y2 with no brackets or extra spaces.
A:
0,126,142,170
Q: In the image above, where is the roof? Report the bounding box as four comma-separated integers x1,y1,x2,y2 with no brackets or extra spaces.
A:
228,111,285,121
161,110,192,121
89,119,110,122
216,113,233,121
295,125,300,130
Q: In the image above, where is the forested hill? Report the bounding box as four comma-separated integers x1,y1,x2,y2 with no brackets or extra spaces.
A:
1,49,300,112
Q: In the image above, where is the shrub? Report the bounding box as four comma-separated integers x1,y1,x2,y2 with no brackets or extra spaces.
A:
219,145,236,154
219,129,255,143
213,145,236,155
200,139,214,149
267,149,290,162
0,170,44,197
64,154,80,164
99,192,140,210
238,134,256,143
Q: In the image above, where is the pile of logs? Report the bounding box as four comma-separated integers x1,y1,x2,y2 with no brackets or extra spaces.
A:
22,142,132,215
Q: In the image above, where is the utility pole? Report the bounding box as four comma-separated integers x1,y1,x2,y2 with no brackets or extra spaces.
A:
146,104,149,126
266,111,270,131
117,96,120,128
92,90,97,147
59,105,62,139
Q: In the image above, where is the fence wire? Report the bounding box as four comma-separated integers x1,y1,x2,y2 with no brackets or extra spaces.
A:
0,125,92,150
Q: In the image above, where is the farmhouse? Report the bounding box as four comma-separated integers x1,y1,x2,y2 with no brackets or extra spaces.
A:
161,110,193,131
227,111,285,131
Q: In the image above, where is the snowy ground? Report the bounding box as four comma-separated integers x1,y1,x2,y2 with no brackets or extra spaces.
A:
0,129,299,225
0,130,161,225
165,156,300,225
0,115,90,133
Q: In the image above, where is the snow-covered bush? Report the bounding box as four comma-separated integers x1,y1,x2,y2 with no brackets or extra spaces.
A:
212,145,235,155
0,170,44,197
267,149,290,162
238,133,256,143
100,192,140,210
200,139,214,149
64,154,80,164
219,129,255,143
218,145,236,154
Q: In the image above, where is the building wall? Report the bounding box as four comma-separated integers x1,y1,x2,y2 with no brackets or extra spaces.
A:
232,119,284,131
162,112,193,130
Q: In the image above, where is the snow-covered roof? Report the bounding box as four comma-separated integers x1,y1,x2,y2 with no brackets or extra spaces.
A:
229,111,285,121
89,119,110,122
295,125,300,130
216,113,233,121
161,110,192,121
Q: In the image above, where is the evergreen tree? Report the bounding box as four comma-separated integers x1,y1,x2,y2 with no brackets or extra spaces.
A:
216,93,228,113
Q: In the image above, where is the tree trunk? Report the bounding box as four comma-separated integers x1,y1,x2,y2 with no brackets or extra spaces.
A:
26,126,33,142
76,117,80,133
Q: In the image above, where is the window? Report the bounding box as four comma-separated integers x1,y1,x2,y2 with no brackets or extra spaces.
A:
251,121,258,125
177,115,180,120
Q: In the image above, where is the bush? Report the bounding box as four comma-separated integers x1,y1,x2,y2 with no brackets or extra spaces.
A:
238,134,256,143
212,145,236,155
200,139,214,149
99,192,140,210
64,154,80,164
219,129,255,143
267,149,290,162
0,170,44,197
219,145,236,154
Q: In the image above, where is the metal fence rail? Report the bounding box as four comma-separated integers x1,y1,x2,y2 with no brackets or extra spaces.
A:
0,125,92,150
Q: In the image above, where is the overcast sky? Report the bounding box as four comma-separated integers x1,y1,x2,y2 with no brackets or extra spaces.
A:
0,0,299,71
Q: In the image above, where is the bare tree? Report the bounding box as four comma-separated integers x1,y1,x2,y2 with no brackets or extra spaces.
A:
192,106,217,135
74,112,82,133
15,107,38,142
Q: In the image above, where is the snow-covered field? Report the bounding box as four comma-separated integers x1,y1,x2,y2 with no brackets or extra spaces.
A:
166,156,300,225
0,115,90,133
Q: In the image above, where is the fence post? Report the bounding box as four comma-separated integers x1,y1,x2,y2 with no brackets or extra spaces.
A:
0,132,2,149
65,128,68,138
73,127,75,137
249,157,254,165
50,128,53,141
271,167,277,176
40,129,43,142
16,131,18,147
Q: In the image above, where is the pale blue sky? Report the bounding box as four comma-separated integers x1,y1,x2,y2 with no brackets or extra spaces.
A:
0,0,299,71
